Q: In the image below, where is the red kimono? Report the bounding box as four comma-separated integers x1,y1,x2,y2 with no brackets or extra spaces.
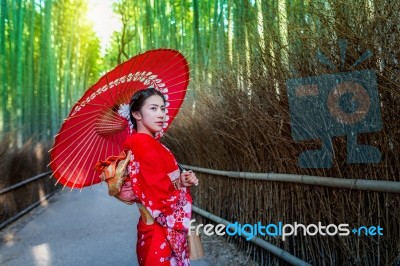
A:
123,133,192,266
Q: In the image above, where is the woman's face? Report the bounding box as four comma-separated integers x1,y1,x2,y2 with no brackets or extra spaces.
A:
133,94,166,136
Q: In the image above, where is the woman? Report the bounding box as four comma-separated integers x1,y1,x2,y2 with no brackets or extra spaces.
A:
120,88,198,266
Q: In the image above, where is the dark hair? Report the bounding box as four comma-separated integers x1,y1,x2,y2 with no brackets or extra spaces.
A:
129,88,166,130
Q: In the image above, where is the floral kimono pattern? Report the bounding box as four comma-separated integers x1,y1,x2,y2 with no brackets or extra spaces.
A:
123,133,192,266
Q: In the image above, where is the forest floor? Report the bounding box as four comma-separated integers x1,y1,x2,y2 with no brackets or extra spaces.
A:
199,232,259,266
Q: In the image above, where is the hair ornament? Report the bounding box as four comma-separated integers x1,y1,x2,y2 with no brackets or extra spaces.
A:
118,103,134,133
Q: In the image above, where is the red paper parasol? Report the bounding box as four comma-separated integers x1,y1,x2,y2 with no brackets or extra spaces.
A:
49,49,189,189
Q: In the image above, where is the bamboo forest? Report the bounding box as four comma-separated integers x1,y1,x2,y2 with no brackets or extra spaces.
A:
1,0,400,265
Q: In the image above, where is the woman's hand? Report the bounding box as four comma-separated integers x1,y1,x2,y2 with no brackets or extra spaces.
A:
180,170,199,187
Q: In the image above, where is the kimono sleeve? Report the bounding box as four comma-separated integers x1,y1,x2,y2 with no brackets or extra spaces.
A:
131,142,192,233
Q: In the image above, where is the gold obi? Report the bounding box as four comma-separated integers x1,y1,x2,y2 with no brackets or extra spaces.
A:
137,203,154,225
95,150,131,196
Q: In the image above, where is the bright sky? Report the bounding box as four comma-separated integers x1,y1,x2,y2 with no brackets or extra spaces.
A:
86,0,121,54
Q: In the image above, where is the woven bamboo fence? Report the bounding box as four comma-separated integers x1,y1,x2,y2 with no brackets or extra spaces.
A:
165,76,399,265
163,2,400,263
0,137,59,226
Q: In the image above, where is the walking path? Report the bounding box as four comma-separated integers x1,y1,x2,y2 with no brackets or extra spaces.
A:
0,184,211,266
